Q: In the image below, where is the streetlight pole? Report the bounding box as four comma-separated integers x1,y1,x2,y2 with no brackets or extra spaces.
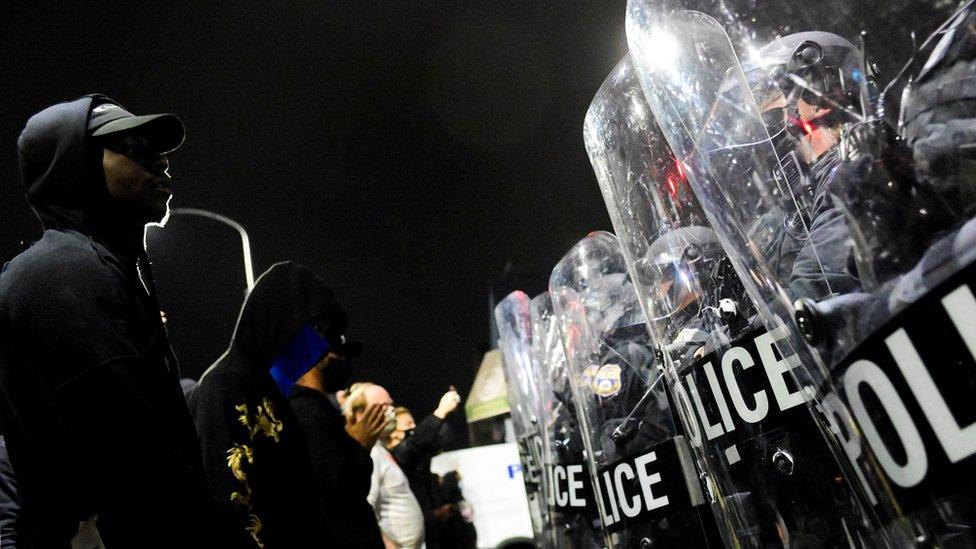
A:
167,207,255,290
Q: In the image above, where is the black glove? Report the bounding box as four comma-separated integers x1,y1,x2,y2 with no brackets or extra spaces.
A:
837,121,950,286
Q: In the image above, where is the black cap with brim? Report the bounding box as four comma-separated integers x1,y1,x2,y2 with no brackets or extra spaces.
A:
334,341,364,360
89,101,186,154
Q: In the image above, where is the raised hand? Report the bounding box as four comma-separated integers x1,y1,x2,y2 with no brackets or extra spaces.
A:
434,387,461,419
345,403,388,449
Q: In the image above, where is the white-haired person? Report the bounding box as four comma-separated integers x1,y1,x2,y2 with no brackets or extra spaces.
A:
344,383,424,549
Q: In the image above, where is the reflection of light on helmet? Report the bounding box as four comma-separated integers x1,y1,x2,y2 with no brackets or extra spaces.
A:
678,268,693,292
665,158,688,202
639,26,681,75
629,94,648,122
667,175,678,199
651,261,703,319
518,368,530,394
567,310,582,350
576,262,590,280
801,118,815,136
745,46,765,69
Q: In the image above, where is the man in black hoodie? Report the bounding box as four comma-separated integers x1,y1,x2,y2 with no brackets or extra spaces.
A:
190,261,355,548
289,345,386,548
0,95,229,547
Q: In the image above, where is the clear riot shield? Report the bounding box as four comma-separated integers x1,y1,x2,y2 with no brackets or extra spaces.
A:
627,0,976,545
530,292,605,548
584,54,874,547
549,230,723,548
495,290,551,547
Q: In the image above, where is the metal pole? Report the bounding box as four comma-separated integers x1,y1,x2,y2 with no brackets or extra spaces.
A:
169,207,255,290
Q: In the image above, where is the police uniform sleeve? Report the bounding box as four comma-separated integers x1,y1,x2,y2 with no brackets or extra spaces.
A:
789,181,860,300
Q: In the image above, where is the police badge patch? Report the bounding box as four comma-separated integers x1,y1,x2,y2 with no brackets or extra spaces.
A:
575,364,600,390
592,363,622,397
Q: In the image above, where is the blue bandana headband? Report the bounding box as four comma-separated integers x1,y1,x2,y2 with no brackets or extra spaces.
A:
269,323,331,396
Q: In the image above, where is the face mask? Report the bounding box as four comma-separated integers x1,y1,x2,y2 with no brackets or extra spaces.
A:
320,356,354,392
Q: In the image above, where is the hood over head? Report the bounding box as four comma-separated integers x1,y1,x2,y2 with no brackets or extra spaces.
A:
17,94,125,239
230,262,348,369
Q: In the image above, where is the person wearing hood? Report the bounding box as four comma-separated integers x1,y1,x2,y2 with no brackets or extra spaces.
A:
288,332,386,548
0,95,229,547
190,261,353,548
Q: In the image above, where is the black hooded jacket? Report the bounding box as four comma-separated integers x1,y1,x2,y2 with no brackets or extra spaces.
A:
0,95,228,547
288,385,384,548
190,262,344,548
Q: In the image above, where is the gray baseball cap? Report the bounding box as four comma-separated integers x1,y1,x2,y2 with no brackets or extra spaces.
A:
88,100,186,154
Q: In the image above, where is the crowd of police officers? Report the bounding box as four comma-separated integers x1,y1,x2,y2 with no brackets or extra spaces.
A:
496,0,976,547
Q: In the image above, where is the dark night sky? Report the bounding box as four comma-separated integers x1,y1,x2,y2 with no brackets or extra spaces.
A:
0,1,625,441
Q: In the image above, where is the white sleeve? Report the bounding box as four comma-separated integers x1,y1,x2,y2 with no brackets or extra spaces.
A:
367,446,381,511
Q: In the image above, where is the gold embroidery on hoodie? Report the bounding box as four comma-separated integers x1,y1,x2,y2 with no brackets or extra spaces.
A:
227,398,283,548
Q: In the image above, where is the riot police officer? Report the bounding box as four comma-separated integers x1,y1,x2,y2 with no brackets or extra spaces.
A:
746,31,873,300
624,1,976,544
584,52,874,547
903,2,976,222
496,291,552,547
531,293,605,549
550,231,722,548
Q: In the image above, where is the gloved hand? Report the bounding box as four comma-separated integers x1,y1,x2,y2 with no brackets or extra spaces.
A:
913,118,976,219
836,130,951,288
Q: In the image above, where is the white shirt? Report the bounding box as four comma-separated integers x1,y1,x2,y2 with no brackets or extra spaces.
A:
368,444,425,548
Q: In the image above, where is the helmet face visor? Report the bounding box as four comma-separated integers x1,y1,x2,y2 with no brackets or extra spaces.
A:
657,262,703,315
